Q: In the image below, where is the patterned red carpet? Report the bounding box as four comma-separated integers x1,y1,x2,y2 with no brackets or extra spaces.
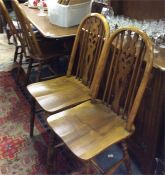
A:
0,72,97,175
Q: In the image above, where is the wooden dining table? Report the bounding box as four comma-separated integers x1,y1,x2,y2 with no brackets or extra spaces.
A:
20,3,78,38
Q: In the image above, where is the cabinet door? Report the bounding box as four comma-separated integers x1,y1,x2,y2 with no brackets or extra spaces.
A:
128,69,164,174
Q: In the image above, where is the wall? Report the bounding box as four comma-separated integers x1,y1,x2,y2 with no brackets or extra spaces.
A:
111,0,165,19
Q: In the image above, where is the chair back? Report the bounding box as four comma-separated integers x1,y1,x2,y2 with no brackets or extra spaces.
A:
0,0,20,45
12,0,42,58
91,27,153,131
67,13,110,87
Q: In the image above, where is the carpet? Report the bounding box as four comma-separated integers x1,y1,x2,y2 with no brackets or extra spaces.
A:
0,72,100,175
0,72,48,174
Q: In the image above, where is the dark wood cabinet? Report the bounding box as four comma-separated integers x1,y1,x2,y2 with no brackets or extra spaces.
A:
92,0,165,19
91,1,106,13
91,1,165,173
128,68,164,174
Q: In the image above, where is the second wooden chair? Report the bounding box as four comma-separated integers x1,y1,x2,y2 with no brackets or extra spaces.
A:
27,13,110,137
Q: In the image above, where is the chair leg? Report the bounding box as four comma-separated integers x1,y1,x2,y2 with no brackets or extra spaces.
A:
14,46,19,62
36,62,42,82
121,141,132,175
6,30,12,45
26,58,33,85
16,52,23,81
85,161,92,175
30,98,36,137
47,130,56,174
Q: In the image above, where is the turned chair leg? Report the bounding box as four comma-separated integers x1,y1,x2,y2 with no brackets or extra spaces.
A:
26,58,33,85
6,30,12,45
47,130,56,174
16,52,23,81
121,141,132,175
36,62,42,82
14,45,19,62
30,98,36,137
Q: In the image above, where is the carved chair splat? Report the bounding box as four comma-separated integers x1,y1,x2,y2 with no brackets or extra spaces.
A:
47,27,153,174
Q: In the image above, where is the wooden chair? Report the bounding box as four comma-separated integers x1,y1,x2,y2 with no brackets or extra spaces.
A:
0,6,14,44
0,0,24,62
12,0,69,84
27,13,110,137
47,27,153,174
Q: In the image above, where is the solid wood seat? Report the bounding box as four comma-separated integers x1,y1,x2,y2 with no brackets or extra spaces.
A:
47,101,131,160
47,27,153,174
27,77,90,113
27,13,110,136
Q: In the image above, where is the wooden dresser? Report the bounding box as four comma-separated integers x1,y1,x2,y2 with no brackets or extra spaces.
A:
128,65,164,174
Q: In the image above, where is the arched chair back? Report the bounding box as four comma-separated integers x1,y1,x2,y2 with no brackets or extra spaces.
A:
12,0,42,58
12,0,69,83
0,0,25,61
91,26,153,131
67,13,110,87
0,0,17,43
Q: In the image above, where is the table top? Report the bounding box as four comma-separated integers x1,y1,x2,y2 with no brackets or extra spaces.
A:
20,4,165,71
20,4,78,38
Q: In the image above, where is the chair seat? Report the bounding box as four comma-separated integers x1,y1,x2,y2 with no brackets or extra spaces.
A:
47,101,133,160
27,76,91,113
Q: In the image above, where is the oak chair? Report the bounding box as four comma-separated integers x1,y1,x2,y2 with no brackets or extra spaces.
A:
0,0,24,62
0,2,15,44
27,13,110,137
12,0,69,84
47,27,153,174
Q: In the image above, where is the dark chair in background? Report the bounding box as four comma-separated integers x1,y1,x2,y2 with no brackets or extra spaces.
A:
0,0,25,64
12,0,69,84
1,0,15,43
